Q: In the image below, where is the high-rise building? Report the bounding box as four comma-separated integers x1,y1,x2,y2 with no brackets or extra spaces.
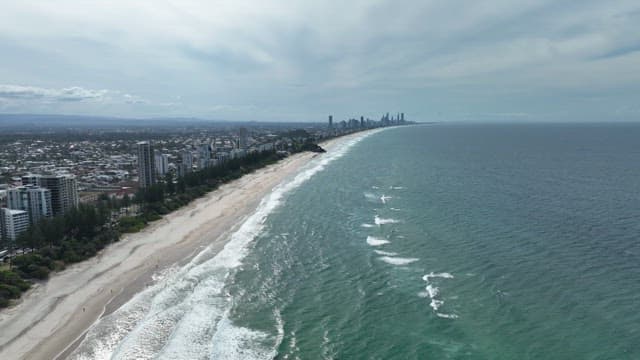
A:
6,185,52,224
22,174,78,217
198,143,212,169
238,128,249,149
137,141,156,188
1,208,29,242
329,115,333,128
181,150,193,173
360,116,365,127
154,151,169,177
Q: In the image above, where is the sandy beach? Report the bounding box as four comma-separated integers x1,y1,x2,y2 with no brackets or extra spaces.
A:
0,145,329,359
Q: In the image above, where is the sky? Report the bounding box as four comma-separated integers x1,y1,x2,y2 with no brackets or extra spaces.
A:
0,0,639,123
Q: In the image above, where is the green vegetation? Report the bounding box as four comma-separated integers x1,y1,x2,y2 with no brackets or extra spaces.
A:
0,148,289,308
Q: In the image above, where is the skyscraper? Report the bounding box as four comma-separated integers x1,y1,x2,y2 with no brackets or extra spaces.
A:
329,115,333,128
137,141,156,189
238,128,249,149
181,150,193,173
154,151,169,177
22,174,78,217
198,143,212,169
0,208,29,242
6,185,52,224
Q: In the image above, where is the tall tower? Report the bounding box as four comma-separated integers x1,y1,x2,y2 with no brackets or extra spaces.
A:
329,115,333,128
23,175,78,217
360,116,365,127
137,141,156,189
6,185,52,224
181,150,193,173
154,151,169,176
239,127,249,149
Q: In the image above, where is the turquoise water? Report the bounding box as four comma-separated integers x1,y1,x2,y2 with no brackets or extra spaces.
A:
72,123,640,359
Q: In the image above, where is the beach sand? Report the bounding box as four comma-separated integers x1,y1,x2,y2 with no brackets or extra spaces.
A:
0,147,325,360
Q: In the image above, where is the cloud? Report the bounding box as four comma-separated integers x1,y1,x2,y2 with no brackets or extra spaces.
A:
0,84,105,102
0,1,639,121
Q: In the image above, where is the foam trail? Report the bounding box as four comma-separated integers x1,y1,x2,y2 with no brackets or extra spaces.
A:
361,223,375,228
374,215,399,225
421,272,457,319
422,272,454,282
373,250,398,256
436,313,459,319
364,192,378,201
390,186,405,190
366,236,390,246
378,256,419,266
380,195,392,204
70,130,382,360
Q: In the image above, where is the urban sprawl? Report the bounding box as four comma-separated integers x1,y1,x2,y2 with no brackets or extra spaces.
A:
0,113,409,257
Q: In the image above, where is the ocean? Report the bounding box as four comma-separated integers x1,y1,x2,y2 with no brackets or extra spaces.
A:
71,123,640,359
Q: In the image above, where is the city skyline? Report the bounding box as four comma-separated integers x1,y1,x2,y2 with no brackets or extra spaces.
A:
0,1,639,123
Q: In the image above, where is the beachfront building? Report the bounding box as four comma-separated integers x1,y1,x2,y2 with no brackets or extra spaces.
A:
181,150,193,173
238,128,249,149
154,151,169,176
0,208,29,242
21,174,78,217
137,141,156,188
6,185,52,224
198,143,212,169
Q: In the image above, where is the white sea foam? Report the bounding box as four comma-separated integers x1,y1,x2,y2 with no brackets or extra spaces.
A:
70,129,381,360
390,186,405,190
422,272,454,282
364,192,378,201
436,313,459,319
374,215,399,225
426,284,439,298
373,250,398,256
366,236,390,246
430,298,445,311
361,223,375,228
380,195,392,204
378,256,419,266
421,272,457,318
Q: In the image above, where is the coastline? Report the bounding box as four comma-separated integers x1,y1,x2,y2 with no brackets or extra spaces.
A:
0,131,368,360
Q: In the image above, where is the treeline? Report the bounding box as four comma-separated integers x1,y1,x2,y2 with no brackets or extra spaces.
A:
0,149,285,308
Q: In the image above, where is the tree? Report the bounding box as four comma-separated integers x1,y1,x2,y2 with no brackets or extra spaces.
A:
165,172,175,194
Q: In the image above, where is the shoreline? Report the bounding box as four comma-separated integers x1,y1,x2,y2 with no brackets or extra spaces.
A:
0,131,370,360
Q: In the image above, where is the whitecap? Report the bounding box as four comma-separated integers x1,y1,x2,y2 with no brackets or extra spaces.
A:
360,223,375,228
422,272,454,282
366,236,390,246
374,215,399,225
436,313,459,319
380,195,392,204
378,256,419,265
373,250,398,256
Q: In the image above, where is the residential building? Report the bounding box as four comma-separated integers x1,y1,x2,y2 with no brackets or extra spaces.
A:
6,185,52,224
1,208,29,242
137,141,156,188
154,151,169,177
22,174,78,217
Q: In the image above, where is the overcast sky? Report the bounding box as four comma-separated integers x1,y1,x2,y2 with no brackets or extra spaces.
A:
1,1,639,122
